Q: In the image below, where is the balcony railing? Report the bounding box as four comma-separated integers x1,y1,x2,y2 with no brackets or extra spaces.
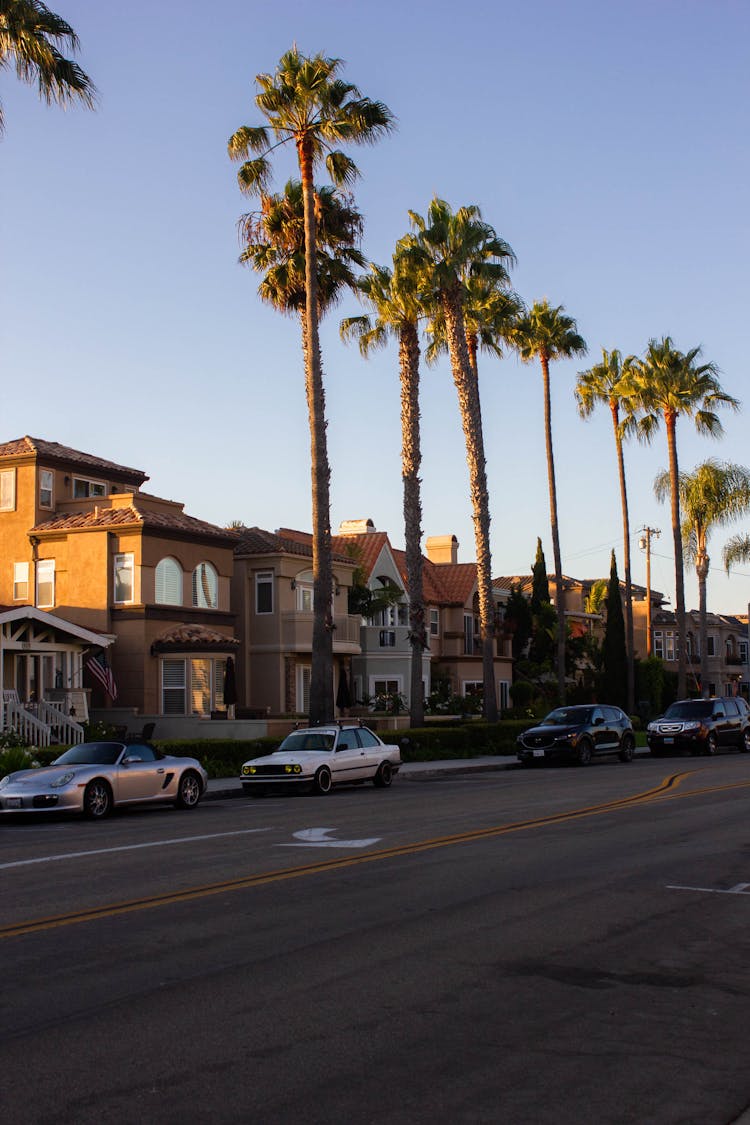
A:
280,611,361,649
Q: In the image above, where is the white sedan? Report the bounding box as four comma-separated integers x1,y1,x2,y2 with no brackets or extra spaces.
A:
240,723,401,796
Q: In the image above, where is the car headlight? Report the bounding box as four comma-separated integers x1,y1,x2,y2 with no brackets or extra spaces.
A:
647,722,656,733
284,764,303,774
50,771,76,788
0,775,10,789
241,765,257,775
681,721,702,732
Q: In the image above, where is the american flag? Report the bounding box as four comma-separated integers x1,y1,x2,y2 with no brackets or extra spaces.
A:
86,652,118,701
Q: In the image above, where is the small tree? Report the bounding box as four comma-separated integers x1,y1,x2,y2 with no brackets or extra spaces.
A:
601,551,627,710
530,537,550,612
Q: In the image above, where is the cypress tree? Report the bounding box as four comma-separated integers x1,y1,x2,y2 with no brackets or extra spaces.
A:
531,538,550,613
602,550,627,710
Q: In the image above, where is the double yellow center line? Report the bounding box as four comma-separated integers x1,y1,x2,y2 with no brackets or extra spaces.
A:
1,768,740,940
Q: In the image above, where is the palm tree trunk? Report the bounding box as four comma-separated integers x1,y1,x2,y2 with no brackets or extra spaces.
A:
611,403,635,714
665,411,687,699
399,321,425,727
697,549,709,699
298,137,333,723
541,354,566,703
442,288,498,721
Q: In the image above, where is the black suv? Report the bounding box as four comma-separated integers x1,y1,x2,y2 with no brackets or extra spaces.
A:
517,705,635,767
647,696,750,756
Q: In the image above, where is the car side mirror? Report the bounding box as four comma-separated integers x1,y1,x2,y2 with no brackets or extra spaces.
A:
713,710,725,719
593,716,604,726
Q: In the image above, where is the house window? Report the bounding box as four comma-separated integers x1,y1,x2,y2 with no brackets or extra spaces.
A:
193,562,218,609
13,562,29,600
191,658,212,714
397,603,408,627
114,553,134,603
297,584,313,613
464,614,475,655
0,469,16,511
373,678,400,700
256,571,274,615
39,469,54,509
297,665,311,713
707,635,716,657
155,557,182,605
740,641,748,663
499,680,510,711
73,477,107,498
37,559,55,607
463,680,483,697
379,630,396,647
430,609,439,637
162,659,186,714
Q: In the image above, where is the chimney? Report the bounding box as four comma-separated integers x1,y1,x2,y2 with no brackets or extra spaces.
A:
338,518,376,535
426,535,458,565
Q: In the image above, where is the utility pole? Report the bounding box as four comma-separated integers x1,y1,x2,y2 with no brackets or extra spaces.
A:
638,527,661,656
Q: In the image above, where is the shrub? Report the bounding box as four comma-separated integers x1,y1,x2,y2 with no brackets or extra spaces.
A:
0,745,39,778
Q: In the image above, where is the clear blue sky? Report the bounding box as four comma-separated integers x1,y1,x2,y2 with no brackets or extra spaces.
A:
3,0,749,617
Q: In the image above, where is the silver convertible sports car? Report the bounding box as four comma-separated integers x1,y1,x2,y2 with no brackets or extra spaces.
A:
240,723,401,796
0,740,208,819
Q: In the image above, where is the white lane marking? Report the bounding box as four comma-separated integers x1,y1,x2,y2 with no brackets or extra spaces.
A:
0,827,273,870
668,882,750,895
281,826,381,849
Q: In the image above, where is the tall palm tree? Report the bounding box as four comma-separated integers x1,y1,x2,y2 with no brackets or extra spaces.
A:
406,198,516,722
575,348,639,713
627,338,739,698
514,300,587,703
426,276,524,377
0,0,95,133
340,250,427,726
228,48,393,724
654,460,750,697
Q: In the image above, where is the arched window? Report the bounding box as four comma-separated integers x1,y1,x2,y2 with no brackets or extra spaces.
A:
192,562,218,608
155,557,182,605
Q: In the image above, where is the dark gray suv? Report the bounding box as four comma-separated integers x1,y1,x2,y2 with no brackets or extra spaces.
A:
647,696,750,756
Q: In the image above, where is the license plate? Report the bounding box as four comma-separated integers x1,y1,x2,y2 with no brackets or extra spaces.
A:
5,797,23,808
533,749,545,758
663,737,674,745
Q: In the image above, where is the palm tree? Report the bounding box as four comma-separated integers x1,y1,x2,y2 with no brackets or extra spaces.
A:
628,338,739,698
228,48,393,724
655,460,750,697
406,198,516,722
340,251,427,726
0,0,96,134
514,299,587,703
575,348,639,713
426,276,524,377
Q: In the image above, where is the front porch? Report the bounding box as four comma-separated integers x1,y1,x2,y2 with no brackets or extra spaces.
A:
0,607,114,747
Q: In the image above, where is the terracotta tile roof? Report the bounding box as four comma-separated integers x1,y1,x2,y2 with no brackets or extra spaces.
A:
0,436,147,483
331,531,391,580
235,526,354,564
32,503,237,543
151,624,239,652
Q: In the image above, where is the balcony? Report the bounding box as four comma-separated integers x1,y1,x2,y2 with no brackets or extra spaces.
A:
280,611,361,651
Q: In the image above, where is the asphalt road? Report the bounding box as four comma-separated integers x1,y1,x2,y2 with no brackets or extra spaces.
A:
3,755,750,1125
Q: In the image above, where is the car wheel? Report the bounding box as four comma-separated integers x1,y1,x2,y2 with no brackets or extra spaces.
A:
175,770,202,809
705,732,718,756
619,735,635,763
373,761,393,788
312,766,332,795
83,779,112,819
740,729,750,753
576,739,593,766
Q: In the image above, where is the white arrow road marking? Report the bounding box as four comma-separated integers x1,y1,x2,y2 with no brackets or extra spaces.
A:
281,827,381,849
668,882,750,895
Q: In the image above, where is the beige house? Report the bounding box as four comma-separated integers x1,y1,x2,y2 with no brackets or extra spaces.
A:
652,608,749,700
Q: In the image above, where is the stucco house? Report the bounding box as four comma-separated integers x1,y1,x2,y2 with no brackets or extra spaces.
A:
0,437,239,735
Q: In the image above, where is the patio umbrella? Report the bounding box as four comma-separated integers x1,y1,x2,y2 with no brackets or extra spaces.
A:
224,656,238,720
336,667,352,712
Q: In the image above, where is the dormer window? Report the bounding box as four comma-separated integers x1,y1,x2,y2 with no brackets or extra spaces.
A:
73,477,107,499
39,469,54,509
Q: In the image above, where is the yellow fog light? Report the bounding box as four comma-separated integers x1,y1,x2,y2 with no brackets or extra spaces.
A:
293,764,302,774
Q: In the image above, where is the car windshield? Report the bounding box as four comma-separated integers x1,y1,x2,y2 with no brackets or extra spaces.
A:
540,707,593,726
663,701,713,719
277,731,336,753
54,743,124,766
